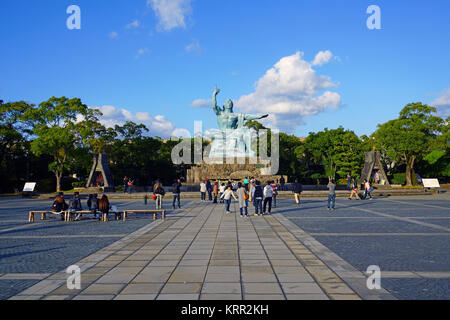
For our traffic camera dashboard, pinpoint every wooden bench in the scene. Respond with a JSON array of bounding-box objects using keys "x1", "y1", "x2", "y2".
[
  {"x1": 28, "y1": 210, "x2": 122, "y2": 223},
  {"x1": 122, "y1": 210, "x2": 166, "y2": 222},
  {"x1": 64, "y1": 210, "x2": 122, "y2": 222},
  {"x1": 28, "y1": 211, "x2": 55, "y2": 222}
]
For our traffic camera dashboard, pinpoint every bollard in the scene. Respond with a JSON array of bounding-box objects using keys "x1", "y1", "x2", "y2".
[{"x1": 144, "y1": 195, "x2": 148, "y2": 205}]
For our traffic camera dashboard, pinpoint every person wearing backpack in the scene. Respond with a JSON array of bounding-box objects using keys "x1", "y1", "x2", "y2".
[
  {"x1": 69, "y1": 192, "x2": 83, "y2": 221},
  {"x1": 364, "y1": 179, "x2": 374, "y2": 200},
  {"x1": 252, "y1": 180, "x2": 264, "y2": 216},
  {"x1": 154, "y1": 182, "x2": 165, "y2": 209},
  {"x1": 263, "y1": 181, "x2": 274, "y2": 215}
]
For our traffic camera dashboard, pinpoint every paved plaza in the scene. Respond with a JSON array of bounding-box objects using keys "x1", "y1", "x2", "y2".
[{"x1": 0, "y1": 193, "x2": 449, "y2": 300}]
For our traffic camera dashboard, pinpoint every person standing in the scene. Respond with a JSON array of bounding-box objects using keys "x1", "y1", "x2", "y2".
[
  {"x1": 346, "y1": 171, "x2": 352, "y2": 191},
  {"x1": 244, "y1": 178, "x2": 249, "y2": 192},
  {"x1": 206, "y1": 179, "x2": 213, "y2": 201},
  {"x1": 236, "y1": 182, "x2": 248, "y2": 217},
  {"x1": 364, "y1": 179, "x2": 373, "y2": 200},
  {"x1": 252, "y1": 180, "x2": 264, "y2": 216},
  {"x1": 69, "y1": 192, "x2": 83, "y2": 221},
  {"x1": 123, "y1": 176, "x2": 129, "y2": 193},
  {"x1": 292, "y1": 179, "x2": 303, "y2": 206},
  {"x1": 263, "y1": 181, "x2": 274, "y2": 215},
  {"x1": 219, "y1": 183, "x2": 226, "y2": 203},
  {"x1": 172, "y1": 179, "x2": 182, "y2": 209},
  {"x1": 98, "y1": 194, "x2": 110, "y2": 221},
  {"x1": 213, "y1": 181, "x2": 219, "y2": 203},
  {"x1": 200, "y1": 181, "x2": 207, "y2": 202},
  {"x1": 220, "y1": 185, "x2": 237, "y2": 213},
  {"x1": 348, "y1": 177, "x2": 360, "y2": 200},
  {"x1": 270, "y1": 181, "x2": 278, "y2": 208},
  {"x1": 127, "y1": 179, "x2": 134, "y2": 194},
  {"x1": 327, "y1": 179, "x2": 336, "y2": 211},
  {"x1": 154, "y1": 182, "x2": 165, "y2": 209},
  {"x1": 280, "y1": 176, "x2": 285, "y2": 191}
]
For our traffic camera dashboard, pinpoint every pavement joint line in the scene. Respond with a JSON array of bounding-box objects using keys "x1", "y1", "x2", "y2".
[
  {"x1": 116, "y1": 204, "x2": 201, "y2": 298},
  {"x1": 199, "y1": 199, "x2": 233, "y2": 299},
  {"x1": 345, "y1": 205, "x2": 450, "y2": 233},
  {"x1": 0, "y1": 235, "x2": 128, "y2": 239},
  {"x1": 11, "y1": 211, "x2": 175, "y2": 299},
  {"x1": 247, "y1": 207, "x2": 292, "y2": 300},
  {"x1": 308, "y1": 233, "x2": 450, "y2": 236},
  {"x1": 272, "y1": 213, "x2": 396, "y2": 300},
  {"x1": 383, "y1": 199, "x2": 450, "y2": 210},
  {"x1": 153, "y1": 203, "x2": 215, "y2": 300},
  {"x1": 260, "y1": 215, "x2": 335, "y2": 300}
]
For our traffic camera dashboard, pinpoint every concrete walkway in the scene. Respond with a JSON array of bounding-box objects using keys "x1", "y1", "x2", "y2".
[{"x1": 10, "y1": 201, "x2": 395, "y2": 300}]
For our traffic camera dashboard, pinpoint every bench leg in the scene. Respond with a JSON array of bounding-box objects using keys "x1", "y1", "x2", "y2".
[
  {"x1": 163, "y1": 211, "x2": 166, "y2": 220},
  {"x1": 28, "y1": 212, "x2": 34, "y2": 223},
  {"x1": 123, "y1": 212, "x2": 127, "y2": 222},
  {"x1": 154, "y1": 213, "x2": 157, "y2": 220}
]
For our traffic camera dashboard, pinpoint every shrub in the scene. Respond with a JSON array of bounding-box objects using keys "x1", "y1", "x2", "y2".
[{"x1": 392, "y1": 173, "x2": 406, "y2": 185}]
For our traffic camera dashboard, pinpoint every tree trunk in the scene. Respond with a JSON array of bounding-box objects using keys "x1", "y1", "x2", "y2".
[
  {"x1": 55, "y1": 172, "x2": 62, "y2": 192},
  {"x1": 405, "y1": 156, "x2": 415, "y2": 186}
]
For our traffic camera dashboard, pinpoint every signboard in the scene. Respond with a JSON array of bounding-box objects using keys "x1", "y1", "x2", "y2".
[
  {"x1": 422, "y1": 179, "x2": 440, "y2": 188},
  {"x1": 23, "y1": 182, "x2": 36, "y2": 192}
]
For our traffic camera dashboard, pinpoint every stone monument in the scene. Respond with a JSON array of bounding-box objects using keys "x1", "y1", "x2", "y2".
[
  {"x1": 86, "y1": 153, "x2": 115, "y2": 192},
  {"x1": 186, "y1": 87, "x2": 286, "y2": 184}
]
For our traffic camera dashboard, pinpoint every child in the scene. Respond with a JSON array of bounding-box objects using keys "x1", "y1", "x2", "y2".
[
  {"x1": 220, "y1": 186, "x2": 237, "y2": 213},
  {"x1": 364, "y1": 179, "x2": 373, "y2": 200}
]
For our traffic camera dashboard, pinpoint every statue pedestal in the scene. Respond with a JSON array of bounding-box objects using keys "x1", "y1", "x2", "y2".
[{"x1": 186, "y1": 157, "x2": 286, "y2": 184}]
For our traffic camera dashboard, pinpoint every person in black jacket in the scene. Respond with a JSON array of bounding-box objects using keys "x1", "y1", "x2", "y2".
[
  {"x1": 154, "y1": 182, "x2": 165, "y2": 209},
  {"x1": 172, "y1": 179, "x2": 182, "y2": 209},
  {"x1": 292, "y1": 179, "x2": 303, "y2": 205},
  {"x1": 52, "y1": 193, "x2": 68, "y2": 221},
  {"x1": 69, "y1": 192, "x2": 83, "y2": 221}
]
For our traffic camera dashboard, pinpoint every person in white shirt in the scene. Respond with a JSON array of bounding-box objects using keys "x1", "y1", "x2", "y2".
[
  {"x1": 200, "y1": 181, "x2": 207, "y2": 201},
  {"x1": 263, "y1": 181, "x2": 274, "y2": 215},
  {"x1": 364, "y1": 179, "x2": 373, "y2": 200},
  {"x1": 219, "y1": 183, "x2": 226, "y2": 204},
  {"x1": 220, "y1": 186, "x2": 237, "y2": 213}
]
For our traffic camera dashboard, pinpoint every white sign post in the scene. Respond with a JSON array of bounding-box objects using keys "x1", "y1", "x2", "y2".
[
  {"x1": 422, "y1": 179, "x2": 440, "y2": 193},
  {"x1": 23, "y1": 182, "x2": 36, "y2": 193}
]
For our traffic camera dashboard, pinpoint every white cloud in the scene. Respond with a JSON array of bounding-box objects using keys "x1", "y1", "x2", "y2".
[
  {"x1": 135, "y1": 48, "x2": 149, "y2": 59},
  {"x1": 147, "y1": 0, "x2": 192, "y2": 31},
  {"x1": 185, "y1": 40, "x2": 201, "y2": 53},
  {"x1": 312, "y1": 50, "x2": 333, "y2": 66},
  {"x1": 235, "y1": 51, "x2": 341, "y2": 133},
  {"x1": 430, "y1": 88, "x2": 450, "y2": 118},
  {"x1": 95, "y1": 105, "x2": 186, "y2": 138},
  {"x1": 190, "y1": 99, "x2": 210, "y2": 108},
  {"x1": 109, "y1": 31, "x2": 118, "y2": 39},
  {"x1": 125, "y1": 20, "x2": 140, "y2": 29}
]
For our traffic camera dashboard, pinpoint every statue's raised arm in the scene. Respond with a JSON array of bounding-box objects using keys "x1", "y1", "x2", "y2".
[
  {"x1": 244, "y1": 113, "x2": 269, "y2": 121},
  {"x1": 212, "y1": 86, "x2": 222, "y2": 116}
]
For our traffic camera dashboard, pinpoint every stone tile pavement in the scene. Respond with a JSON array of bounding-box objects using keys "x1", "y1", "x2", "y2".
[{"x1": 8, "y1": 200, "x2": 399, "y2": 300}]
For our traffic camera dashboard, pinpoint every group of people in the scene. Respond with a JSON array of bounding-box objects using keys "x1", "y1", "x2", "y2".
[
  {"x1": 199, "y1": 178, "x2": 279, "y2": 217},
  {"x1": 51, "y1": 192, "x2": 111, "y2": 221},
  {"x1": 347, "y1": 172, "x2": 374, "y2": 201}
]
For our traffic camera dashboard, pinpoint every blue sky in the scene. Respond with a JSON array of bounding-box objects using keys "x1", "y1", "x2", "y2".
[{"x1": 1, "y1": 0, "x2": 449, "y2": 137}]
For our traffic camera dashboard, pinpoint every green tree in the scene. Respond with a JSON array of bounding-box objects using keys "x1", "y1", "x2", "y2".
[
  {"x1": 302, "y1": 127, "x2": 364, "y2": 180},
  {"x1": 23, "y1": 97, "x2": 102, "y2": 192},
  {"x1": 373, "y1": 102, "x2": 444, "y2": 186}
]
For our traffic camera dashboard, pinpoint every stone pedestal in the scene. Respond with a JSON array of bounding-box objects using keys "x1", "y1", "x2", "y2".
[{"x1": 186, "y1": 157, "x2": 286, "y2": 184}]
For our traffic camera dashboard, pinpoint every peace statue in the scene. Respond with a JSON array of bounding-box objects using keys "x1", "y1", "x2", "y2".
[{"x1": 207, "y1": 86, "x2": 269, "y2": 158}]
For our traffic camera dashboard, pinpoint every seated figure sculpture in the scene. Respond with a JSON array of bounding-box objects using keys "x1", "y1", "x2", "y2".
[{"x1": 207, "y1": 86, "x2": 268, "y2": 159}]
